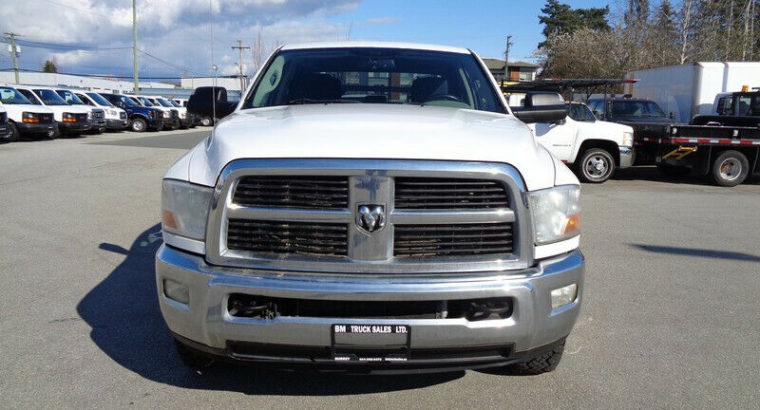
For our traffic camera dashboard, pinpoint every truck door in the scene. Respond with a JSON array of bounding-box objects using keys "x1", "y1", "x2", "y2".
[{"x1": 531, "y1": 115, "x2": 576, "y2": 162}]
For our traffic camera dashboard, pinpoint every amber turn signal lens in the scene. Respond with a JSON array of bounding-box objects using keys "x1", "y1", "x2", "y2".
[
  {"x1": 162, "y1": 209, "x2": 179, "y2": 230},
  {"x1": 564, "y1": 214, "x2": 580, "y2": 235}
]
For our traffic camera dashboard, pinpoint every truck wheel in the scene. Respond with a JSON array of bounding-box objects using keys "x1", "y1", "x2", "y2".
[
  {"x1": 505, "y1": 338, "x2": 566, "y2": 375},
  {"x1": 577, "y1": 148, "x2": 615, "y2": 183},
  {"x1": 711, "y1": 150, "x2": 749, "y2": 187},
  {"x1": 174, "y1": 339, "x2": 214, "y2": 369},
  {"x1": 200, "y1": 116, "x2": 212, "y2": 127},
  {"x1": 130, "y1": 117, "x2": 147, "y2": 132},
  {"x1": 8, "y1": 122, "x2": 21, "y2": 142},
  {"x1": 47, "y1": 128, "x2": 59, "y2": 140}
]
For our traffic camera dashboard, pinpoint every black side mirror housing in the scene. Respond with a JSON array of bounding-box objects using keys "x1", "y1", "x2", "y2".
[
  {"x1": 187, "y1": 86, "x2": 236, "y2": 119},
  {"x1": 512, "y1": 92, "x2": 569, "y2": 124}
]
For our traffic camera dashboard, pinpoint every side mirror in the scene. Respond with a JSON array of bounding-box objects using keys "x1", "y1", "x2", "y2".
[
  {"x1": 512, "y1": 92, "x2": 569, "y2": 124},
  {"x1": 187, "y1": 86, "x2": 236, "y2": 119}
]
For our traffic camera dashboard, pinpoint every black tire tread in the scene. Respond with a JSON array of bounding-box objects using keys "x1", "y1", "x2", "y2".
[
  {"x1": 710, "y1": 150, "x2": 749, "y2": 187},
  {"x1": 506, "y1": 338, "x2": 565, "y2": 375}
]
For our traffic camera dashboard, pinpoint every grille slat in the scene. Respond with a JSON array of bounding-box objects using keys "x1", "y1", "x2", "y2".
[
  {"x1": 395, "y1": 178, "x2": 509, "y2": 210},
  {"x1": 227, "y1": 219, "x2": 347, "y2": 257},
  {"x1": 394, "y1": 223, "x2": 513, "y2": 257},
  {"x1": 234, "y1": 176, "x2": 349, "y2": 209}
]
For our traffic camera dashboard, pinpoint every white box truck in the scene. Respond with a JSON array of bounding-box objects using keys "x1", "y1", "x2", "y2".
[{"x1": 626, "y1": 62, "x2": 760, "y2": 123}]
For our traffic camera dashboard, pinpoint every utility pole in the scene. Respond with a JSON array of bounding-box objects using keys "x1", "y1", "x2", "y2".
[
  {"x1": 504, "y1": 35, "x2": 513, "y2": 87},
  {"x1": 231, "y1": 40, "x2": 250, "y2": 92},
  {"x1": 3, "y1": 32, "x2": 21, "y2": 84},
  {"x1": 132, "y1": 0, "x2": 138, "y2": 93}
]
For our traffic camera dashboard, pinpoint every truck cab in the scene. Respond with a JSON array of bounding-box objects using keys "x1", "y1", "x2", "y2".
[
  {"x1": 74, "y1": 91, "x2": 129, "y2": 131},
  {"x1": 100, "y1": 93, "x2": 164, "y2": 132},
  {"x1": 15, "y1": 85, "x2": 92, "y2": 136},
  {"x1": 521, "y1": 99, "x2": 634, "y2": 183},
  {"x1": 696, "y1": 89, "x2": 760, "y2": 127}
]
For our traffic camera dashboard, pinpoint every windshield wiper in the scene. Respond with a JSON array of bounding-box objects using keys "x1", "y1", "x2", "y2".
[{"x1": 286, "y1": 98, "x2": 359, "y2": 105}]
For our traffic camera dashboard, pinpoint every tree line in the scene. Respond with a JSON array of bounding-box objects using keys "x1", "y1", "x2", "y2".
[{"x1": 538, "y1": 0, "x2": 759, "y2": 78}]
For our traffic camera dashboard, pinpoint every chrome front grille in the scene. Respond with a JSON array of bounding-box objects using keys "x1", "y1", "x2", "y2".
[
  {"x1": 227, "y1": 219, "x2": 348, "y2": 256},
  {"x1": 394, "y1": 223, "x2": 513, "y2": 257},
  {"x1": 233, "y1": 176, "x2": 349, "y2": 209},
  {"x1": 93, "y1": 110, "x2": 105, "y2": 119},
  {"x1": 208, "y1": 160, "x2": 531, "y2": 274},
  {"x1": 395, "y1": 178, "x2": 509, "y2": 209}
]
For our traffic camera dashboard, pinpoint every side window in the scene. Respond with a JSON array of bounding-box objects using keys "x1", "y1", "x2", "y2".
[
  {"x1": 252, "y1": 55, "x2": 285, "y2": 107},
  {"x1": 77, "y1": 94, "x2": 93, "y2": 105},
  {"x1": 18, "y1": 89, "x2": 40, "y2": 104},
  {"x1": 737, "y1": 95, "x2": 752, "y2": 116}
]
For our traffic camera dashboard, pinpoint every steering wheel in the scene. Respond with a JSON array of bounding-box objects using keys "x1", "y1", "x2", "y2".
[{"x1": 426, "y1": 94, "x2": 461, "y2": 102}]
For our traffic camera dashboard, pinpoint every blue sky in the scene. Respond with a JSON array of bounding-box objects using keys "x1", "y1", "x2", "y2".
[
  {"x1": 330, "y1": 0, "x2": 610, "y2": 62},
  {"x1": 0, "y1": 0, "x2": 614, "y2": 78}
]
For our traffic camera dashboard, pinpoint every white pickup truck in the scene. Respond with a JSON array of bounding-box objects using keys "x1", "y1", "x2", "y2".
[
  {"x1": 517, "y1": 98, "x2": 634, "y2": 183},
  {"x1": 159, "y1": 42, "x2": 584, "y2": 375}
]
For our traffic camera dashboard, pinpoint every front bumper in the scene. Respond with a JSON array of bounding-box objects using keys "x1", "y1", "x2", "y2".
[
  {"x1": 163, "y1": 117, "x2": 180, "y2": 129},
  {"x1": 16, "y1": 121, "x2": 58, "y2": 136},
  {"x1": 156, "y1": 245, "x2": 584, "y2": 372},
  {"x1": 59, "y1": 120, "x2": 91, "y2": 133},
  {"x1": 619, "y1": 146, "x2": 635, "y2": 168},
  {"x1": 180, "y1": 116, "x2": 193, "y2": 127},
  {"x1": 106, "y1": 118, "x2": 129, "y2": 130},
  {"x1": 0, "y1": 124, "x2": 10, "y2": 140}
]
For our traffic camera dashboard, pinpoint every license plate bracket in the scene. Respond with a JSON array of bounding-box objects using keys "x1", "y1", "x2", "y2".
[{"x1": 331, "y1": 324, "x2": 411, "y2": 362}]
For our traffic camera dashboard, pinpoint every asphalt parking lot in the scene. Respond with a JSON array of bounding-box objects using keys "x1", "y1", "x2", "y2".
[{"x1": 1, "y1": 129, "x2": 759, "y2": 409}]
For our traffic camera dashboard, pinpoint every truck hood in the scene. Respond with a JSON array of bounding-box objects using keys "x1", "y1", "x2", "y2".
[{"x1": 182, "y1": 104, "x2": 564, "y2": 191}]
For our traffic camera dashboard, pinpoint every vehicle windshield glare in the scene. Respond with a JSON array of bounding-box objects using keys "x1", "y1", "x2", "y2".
[
  {"x1": 609, "y1": 100, "x2": 666, "y2": 118},
  {"x1": 169, "y1": 100, "x2": 181, "y2": 107},
  {"x1": 156, "y1": 97, "x2": 173, "y2": 107},
  {"x1": 568, "y1": 103, "x2": 596, "y2": 122},
  {"x1": 138, "y1": 97, "x2": 154, "y2": 106},
  {"x1": 0, "y1": 87, "x2": 32, "y2": 104},
  {"x1": 56, "y1": 90, "x2": 85, "y2": 105},
  {"x1": 86, "y1": 92, "x2": 114, "y2": 107},
  {"x1": 243, "y1": 48, "x2": 503, "y2": 113},
  {"x1": 33, "y1": 89, "x2": 69, "y2": 105},
  {"x1": 118, "y1": 96, "x2": 139, "y2": 107}
]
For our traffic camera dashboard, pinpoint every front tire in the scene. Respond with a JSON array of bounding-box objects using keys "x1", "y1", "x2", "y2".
[
  {"x1": 130, "y1": 117, "x2": 147, "y2": 132},
  {"x1": 576, "y1": 148, "x2": 615, "y2": 183},
  {"x1": 505, "y1": 338, "x2": 566, "y2": 375},
  {"x1": 711, "y1": 150, "x2": 749, "y2": 187},
  {"x1": 199, "y1": 116, "x2": 212, "y2": 127},
  {"x1": 8, "y1": 122, "x2": 21, "y2": 142}
]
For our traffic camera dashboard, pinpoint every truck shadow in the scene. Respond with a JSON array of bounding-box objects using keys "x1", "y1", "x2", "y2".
[
  {"x1": 77, "y1": 224, "x2": 462, "y2": 395},
  {"x1": 630, "y1": 244, "x2": 760, "y2": 263}
]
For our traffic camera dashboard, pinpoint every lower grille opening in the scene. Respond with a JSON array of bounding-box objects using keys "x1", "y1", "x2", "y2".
[{"x1": 227, "y1": 294, "x2": 513, "y2": 321}]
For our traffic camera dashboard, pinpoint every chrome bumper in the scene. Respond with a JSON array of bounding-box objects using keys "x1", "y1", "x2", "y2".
[
  {"x1": 619, "y1": 146, "x2": 635, "y2": 168},
  {"x1": 157, "y1": 245, "x2": 583, "y2": 360}
]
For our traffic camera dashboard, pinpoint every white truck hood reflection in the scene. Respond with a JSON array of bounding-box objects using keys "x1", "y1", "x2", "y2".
[{"x1": 185, "y1": 104, "x2": 558, "y2": 191}]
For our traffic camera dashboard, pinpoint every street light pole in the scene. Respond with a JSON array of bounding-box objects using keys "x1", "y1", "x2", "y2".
[{"x1": 132, "y1": 0, "x2": 139, "y2": 93}]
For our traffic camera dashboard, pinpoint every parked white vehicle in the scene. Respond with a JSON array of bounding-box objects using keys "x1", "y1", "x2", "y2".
[
  {"x1": 144, "y1": 95, "x2": 192, "y2": 128},
  {"x1": 15, "y1": 85, "x2": 92, "y2": 136},
  {"x1": 528, "y1": 101, "x2": 634, "y2": 183},
  {"x1": 135, "y1": 95, "x2": 179, "y2": 130},
  {"x1": 53, "y1": 88, "x2": 107, "y2": 133},
  {"x1": 73, "y1": 91, "x2": 129, "y2": 131},
  {"x1": 0, "y1": 84, "x2": 58, "y2": 140}
]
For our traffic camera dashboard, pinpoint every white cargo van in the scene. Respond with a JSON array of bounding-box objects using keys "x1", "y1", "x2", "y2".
[{"x1": 0, "y1": 84, "x2": 58, "y2": 140}]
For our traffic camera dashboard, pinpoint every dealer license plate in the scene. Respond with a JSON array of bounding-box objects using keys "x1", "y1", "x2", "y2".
[{"x1": 331, "y1": 324, "x2": 411, "y2": 362}]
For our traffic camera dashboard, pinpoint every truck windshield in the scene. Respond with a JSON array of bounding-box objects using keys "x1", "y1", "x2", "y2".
[
  {"x1": 244, "y1": 47, "x2": 503, "y2": 113},
  {"x1": 86, "y1": 92, "x2": 114, "y2": 107},
  {"x1": 56, "y1": 90, "x2": 85, "y2": 105},
  {"x1": 156, "y1": 97, "x2": 173, "y2": 107},
  {"x1": 33, "y1": 89, "x2": 69, "y2": 105},
  {"x1": 138, "y1": 97, "x2": 154, "y2": 106},
  {"x1": 0, "y1": 87, "x2": 32, "y2": 104},
  {"x1": 609, "y1": 100, "x2": 666, "y2": 118}
]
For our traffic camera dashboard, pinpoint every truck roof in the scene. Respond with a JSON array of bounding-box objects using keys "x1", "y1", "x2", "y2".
[{"x1": 280, "y1": 41, "x2": 471, "y2": 55}]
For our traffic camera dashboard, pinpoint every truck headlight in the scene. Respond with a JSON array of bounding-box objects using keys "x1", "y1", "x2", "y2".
[
  {"x1": 108, "y1": 109, "x2": 118, "y2": 116},
  {"x1": 622, "y1": 131, "x2": 633, "y2": 147},
  {"x1": 161, "y1": 179, "x2": 213, "y2": 241},
  {"x1": 529, "y1": 185, "x2": 580, "y2": 245},
  {"x1": 162, "y1": 110, "x2": 171, "y2": 118},
  {"x1": 22, "y1": 112, "x2": 39, "y2": 123},
  {"x1": 62, "y1": 112, "x2": 76, "y2": 123}
]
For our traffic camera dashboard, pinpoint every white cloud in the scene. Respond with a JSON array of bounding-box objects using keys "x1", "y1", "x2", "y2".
[
  {"x1": 0, "y1": 0, "x2": 360, "y2": 76},
  {"x1": 365, "y1": 17, "x2": 398, "y2": 25}
]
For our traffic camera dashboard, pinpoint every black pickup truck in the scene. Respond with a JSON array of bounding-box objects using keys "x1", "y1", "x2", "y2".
[
  {"x1": 587, "y1": 97, "x2": 673, "y2": 164},
  {"x1": 643, "y1": 90, "x2": 760, "y2": 187}
]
